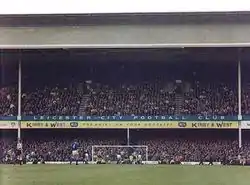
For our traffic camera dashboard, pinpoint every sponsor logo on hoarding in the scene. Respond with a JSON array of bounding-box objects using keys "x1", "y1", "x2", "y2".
[
  {"x1": 70, "y1": 122, "x2": 79, "y2": 128},
  {"x1": 178, "y1": 122, "x2": 187, "y2": 128}
]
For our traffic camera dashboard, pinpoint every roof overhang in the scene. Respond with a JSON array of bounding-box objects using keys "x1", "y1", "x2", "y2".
[
  {"x1": 1, "y1": 12, "x2": 250, "y2": 26},
  {"x1": 1, "y1": 12, "x2": 250, "y2": 49}
]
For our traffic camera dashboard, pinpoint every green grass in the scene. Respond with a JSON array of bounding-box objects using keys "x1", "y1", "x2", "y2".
[{"x1": 1, "y1": 164, "x2": 250, "y2": 185}]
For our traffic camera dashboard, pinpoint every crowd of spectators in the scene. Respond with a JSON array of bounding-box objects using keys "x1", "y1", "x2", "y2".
[
  {"x1": 181, "y1": 83, "x2": 237, "y2": 115},
  {"x1": 0, "y1": 61, "x2": 249, "y2": 116},
  {"x1": 21, "y1": 86, "x2": 83, "y2": 116},
  {"x1": 0, "y1": 85, "x2": 83, "y2": 116},
  {"x1": 1, "y1": 130, "x2": 250, "y2": 163},
  {"x1": 0, "y1": 81, "x2": 244, "y2": 116},
  {"x1": 0, "y1": 87, "x2": 17, "y2": 116},
  {"x1": 85, "y1": 82, "x2": 175, "y2": 116}
]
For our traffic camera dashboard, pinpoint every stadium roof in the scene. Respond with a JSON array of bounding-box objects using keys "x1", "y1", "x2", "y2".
[
  {"x1": 1, "y1": 47, "x2": 249, "y2": 63},
  {"x1": 1, "y1": 12, "x2": 250, "y2": 26}
]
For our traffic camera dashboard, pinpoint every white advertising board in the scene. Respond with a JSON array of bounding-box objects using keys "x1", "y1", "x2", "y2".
[
  {"x1": 241, "y1": 121, "x2": 250, "y2": 129},
  {"x1": 0, "y1": 121, "x2": 18, "y2": 129}
]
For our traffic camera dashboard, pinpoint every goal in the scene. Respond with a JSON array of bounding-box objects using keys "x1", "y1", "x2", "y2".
[{"x1": 91, "y1": 145, "x2": 149, "y2": 162}]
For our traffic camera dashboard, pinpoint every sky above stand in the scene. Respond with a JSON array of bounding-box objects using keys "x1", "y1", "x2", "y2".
[{"x1": 0, "y1": 0, "x2": 249, "y2": 15}]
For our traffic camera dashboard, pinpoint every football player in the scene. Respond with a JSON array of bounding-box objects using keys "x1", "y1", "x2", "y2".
[
  {"x1": 70, "y1": 140, "x2": 79, "y2": 165},
  {"x1": 16, "y1": 139, "x2": 23, "y2": 165}
]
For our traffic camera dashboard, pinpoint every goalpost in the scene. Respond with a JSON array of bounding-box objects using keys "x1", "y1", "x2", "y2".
[{"x1": 91, "y1": 145, "x2": 149, "y2": 162}]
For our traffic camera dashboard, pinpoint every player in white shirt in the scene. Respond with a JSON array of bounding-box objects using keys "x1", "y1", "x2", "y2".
[
  {"x1": 129, "y1": 155, "x2": 134, "y2": 164},
  {"x1": 6, "y1": 149, "x2": 13, "y2": 164},
  {"x1": 117, "y1": 154, "x2": 122, "y2": 164},
  {"x1": 16, "y1": 139, "x2": 23, "y2": 165},
  {"x1": 137, "y1": 154, "x2": 142, "y2": 165},
  {"x1": 84, "y1": 151, "x2": 89, "y2": 164}
]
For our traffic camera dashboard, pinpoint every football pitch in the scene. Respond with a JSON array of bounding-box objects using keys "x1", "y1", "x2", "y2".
[{"x1": 1, "y1": 165, "x2": 250, "y2": 185}]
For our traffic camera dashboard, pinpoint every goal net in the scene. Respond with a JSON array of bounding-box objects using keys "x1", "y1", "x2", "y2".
[{"x1": 91, "y1": 145, "x2": 148, "y2": 163}]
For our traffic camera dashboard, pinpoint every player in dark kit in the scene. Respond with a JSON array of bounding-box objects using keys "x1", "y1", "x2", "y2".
[
  {"x1": 208, "y1": 155, "x2": 214, "y2": 165},
  {"x1": 222, "y1": 154, "x2": 228, "y2": 165},
  {"x1": 70, "y1": 140, "x2": 79, "y2": 165},
  {"x1": 199, "y1": 153, "x2": 204, "y2": 165}
]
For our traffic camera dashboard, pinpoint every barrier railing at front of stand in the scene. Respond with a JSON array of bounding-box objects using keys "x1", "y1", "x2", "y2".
[
  {"x1": 25, "y1": 161, "x2": 221, "y2": 165},
  {"x1": 0, "y1": 115, "x2": 243, "y2": 129}
]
